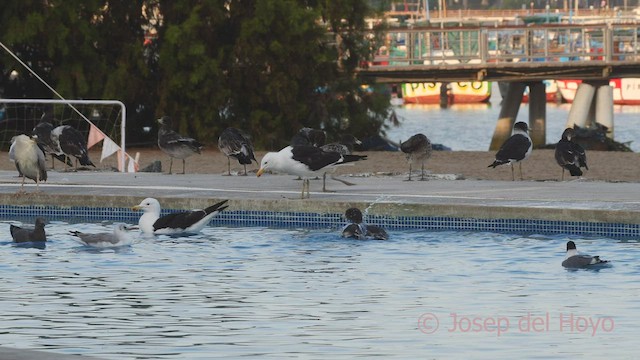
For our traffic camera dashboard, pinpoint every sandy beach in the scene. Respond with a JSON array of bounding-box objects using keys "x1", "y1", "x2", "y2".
[{"x1": 5, "y1": 147, "x2": 638, "y2": 183}]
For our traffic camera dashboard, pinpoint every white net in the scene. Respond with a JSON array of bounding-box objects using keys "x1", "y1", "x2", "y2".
[{"x1": 0, "y1": 99, "x2": 130, "y2": 171}]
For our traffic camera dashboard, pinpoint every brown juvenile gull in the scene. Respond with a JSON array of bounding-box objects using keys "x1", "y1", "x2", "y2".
[
  {"x1": 218, "y1": 127, "x2": 257, "y2": 176},
  {"x1": 157, "y1": 116, "x2": 203, "y2": 174},
  {"x1": 341, "y1": 207, "x2": 388, "y2": 240},
  {"x1": 10, "y1": 218, "x2": 47, "y2": 243},
  {"x1": 320, "y1": 134, "x2": 362, "y2": 191},
  {"x1": 400, "y1": 133, "x2": 433, "y2": 181}
]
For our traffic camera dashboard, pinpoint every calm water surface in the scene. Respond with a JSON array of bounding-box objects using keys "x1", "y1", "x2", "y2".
[
  {"x1": 1, "y1": 221, "x2": 639, "y2": 359},
  {"x1": 387, "y1": 84, "x2": 640, "y2": 151}
]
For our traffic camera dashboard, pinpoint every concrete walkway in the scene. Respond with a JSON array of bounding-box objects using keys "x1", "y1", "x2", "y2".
[{"x1": 1, "y1": 170, "x2": 639, "y2": 224}]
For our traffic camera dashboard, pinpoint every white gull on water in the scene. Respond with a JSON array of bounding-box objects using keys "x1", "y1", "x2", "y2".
[{"x1": 133, "y1": 198, "x2": 229, "y2": 236}]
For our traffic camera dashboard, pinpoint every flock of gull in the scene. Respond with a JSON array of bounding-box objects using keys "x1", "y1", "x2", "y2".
[{"x1": 6, "y1": 115, "x2": 606, "y2": 267}]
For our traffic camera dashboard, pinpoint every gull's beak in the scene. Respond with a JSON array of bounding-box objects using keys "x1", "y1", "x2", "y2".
[
  {"x1": 256, "y1": 168, "x2": 264, "y2": 177},
  {"x1": 132, "y1": 205, "x2": 142, "y2": 211}
]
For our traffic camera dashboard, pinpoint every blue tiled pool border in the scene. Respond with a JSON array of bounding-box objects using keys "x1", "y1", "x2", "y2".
[{"x1": 2, "y1": 204, "x2": 640, "y2": 240}]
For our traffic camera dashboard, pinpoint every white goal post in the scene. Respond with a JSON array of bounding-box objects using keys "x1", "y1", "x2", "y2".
[{"x1": 0, "y1": 99, "x2": 130, "y2": 172}]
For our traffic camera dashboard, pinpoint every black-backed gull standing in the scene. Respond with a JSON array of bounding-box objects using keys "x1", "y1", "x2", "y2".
[
  {"x1": 400, "y1": 133, "x2": 433, "y2": 181},
  {"x1": 133, "y1": 198, "x2": 229, "y2": 236},
  {"x1": 555, "y1": 128, "x2": 588, "y2": 180},
  {"x1": 342, "y1": 207, "x2": 388, "y2": 240},
  {"x1": 10, "y1": 217, "x2": 47, "y2": 243},
  {"x1": 157, "y1": 116, "x2": 203, "y2": 174},
  {"x1": 488, "y1": 121, "x2": 532, "y2": 181},
  {"x1": 218, "y1": 127, "x2": 257, "y2": 176},
  {"x1": 12, "y1": 134, "x2": 47, "y2": 193},
  {"x1": 70, "y1": 224, "x2": 134, "y2": 248},
  {"x1": 562, "y1": 241, "x2": 609, "y2": 268},
  {"x1": 257, "y1": 145, "x2": 367, "y2": 199},
  {"x1": 51, "y1": 125, "x2": 95, "y2": 170}
]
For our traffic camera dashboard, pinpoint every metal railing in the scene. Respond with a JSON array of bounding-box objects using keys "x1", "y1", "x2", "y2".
[{"x1": 368, "y1": 23, "x2": 640, "y2": 67}]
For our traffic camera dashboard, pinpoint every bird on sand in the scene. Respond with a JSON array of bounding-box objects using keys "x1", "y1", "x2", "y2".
[
  {"x1": 12, "y1": 134, "x2": 47, "y2": 193},
  {"x1": 32, "y1": 115, "x2": 73, "y2": 169},
  {"x1": 555, "y1": 128, "x2": 588, "y2": 180},
  {"x1": 290, "y1": 127, "x2": 326, "y2": 147},
  {"x1": 341, "y1": 207, "x2": 388, "y2": 240},
  {"x1": 10, "y1": 218, "x2": 47, "y2": 243},
  {"x1": 157, "y1": 116, "x2": 203, "y2": 174},
  {"x1": 488, "y1": 121, "x2": 532, "y2": 181},
  {"x1": 320, "y1": 134, "x2": 362, "y2": 191},
  {"x1": 218, "y1": 127, "x2": 257, "y2": 176},
  {"x1": 400, "y1": 133, "x2": 433, "y2": 181},
  {"x1": 132, "y1": 198, "x2": 229, "y2": 236},
  {"x1": 70, "y1": 224, "x2": 134, "y2": 248},
  {"x1": 562, "y1": 241, "x2": 610, "y2": 268},
  {"x1": 51, "y1": 125, "x2": 95, "y2": 170},
  {"x1": 257, "y1": 145, "x2": 367, "y2": 199}
]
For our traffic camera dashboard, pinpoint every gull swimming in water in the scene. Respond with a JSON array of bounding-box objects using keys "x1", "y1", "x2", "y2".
[
  {"x1": 10, "y1": 217, "x2": 47, "y2": 243},
  {"x1": 70, "y1": 223, "x2": 134, "y2": 248},
  {"x1": 562, "y1": 241, "x2": 610, "y2": 268},
  {"x1": 132, "y1": 198, "x2": 229, "y2": 236},
  {"x1": 341, "y1": 207, "x2": 388, "y2": 240}
]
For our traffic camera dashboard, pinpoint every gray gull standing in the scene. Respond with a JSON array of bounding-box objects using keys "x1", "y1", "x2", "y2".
[
  {"x1": 217, "y1": 127, "x2": 257, "y2": 176},
  {"x1": 10, "y1": 218, "x2": 47, "y2": 243},
  {"x1": 70, "y1": 224, "x2": 134, "y2": 248},
  {"x1": 257, "y1": 145, "x2": 367, "y2": 199},
  {"x1": 400, "y1": 133, "x2": 433, "y2": 181},
  {"x1": 12, "y1": 134, "x2": 47, "y2": 193},
  {"x1": 555, "y1": 128, "x2": 588, "y2": 180},
  {"x1": 132, "y1": 198, "x2": 229, "y2": 236},
  {"x1": 157, "y1": 116, "x2": 203, "y2": 174},
  {"x1": 488, "y1": 121, "x2": 532, "y2": 181},
  {"x1": 562, "y1": 241, "x2": 609, "y2": 268}
]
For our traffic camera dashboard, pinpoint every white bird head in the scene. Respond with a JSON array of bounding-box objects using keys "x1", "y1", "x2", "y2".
[
  {"x1": 132, "y1": 198, "x2": 161, "y2": 215},
  {"x1": 257, "y1": 152, "x2": 276, "y2": 177}
]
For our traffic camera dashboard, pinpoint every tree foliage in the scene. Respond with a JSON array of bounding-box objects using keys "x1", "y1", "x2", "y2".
[{"x1": 0, "y1": 0, "x2": 392, "y2": 149}]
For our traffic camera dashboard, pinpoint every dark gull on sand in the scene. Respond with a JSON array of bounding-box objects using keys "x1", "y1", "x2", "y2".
[
  {"x1": 290, "y1": 127, "x2": 326, "y2": 147},
  {"x1": 488, "y1": 121, "x2": 532, "y2": 181},
  {"x1": 133, "y1": 198, "x2": 229, "y2": 236},
  {"x1": 555, "y1": 128, "x2": 588, "y2": 180},
  {"x1": 257, "y1": 145, "x2": 367, "y2": 199},
  {"x1": 218, "y1": 127, "x2": 257, "y2": 175},
  {"x1": 157, "y1": 116, "x2": 203, "y2": 174}
]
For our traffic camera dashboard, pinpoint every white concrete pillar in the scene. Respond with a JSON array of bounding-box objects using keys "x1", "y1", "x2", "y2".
[
  {"x1": 566, "y1": 82, "x2": 596, "y2": 129},
  {"x1": 596, "y1": 85, "x2": 614, "y2": 139}
]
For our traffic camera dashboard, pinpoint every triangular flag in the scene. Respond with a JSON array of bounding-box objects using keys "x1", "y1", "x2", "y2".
[
  {"x1": 87, "y1": 124, "x2": 106, "y2": 149},
  {"x1": 127, "y1": 152, "x2": 140, "y2": 173},
  {"x1": 101, "y1": 137, "x2": 120, "y2": 162}
]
